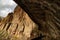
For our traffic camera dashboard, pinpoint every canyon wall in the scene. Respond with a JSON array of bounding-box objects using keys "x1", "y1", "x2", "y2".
[
  {"x1": 0, "y1": 6, "x2": 39, "y2": 40},
  {"x1": 0, "y1": 5, "x2": 60, "y2": 40}
]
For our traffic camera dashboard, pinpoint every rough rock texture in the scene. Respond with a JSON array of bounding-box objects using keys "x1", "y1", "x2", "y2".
[
  {"x1": 14, "y1": 0, "x2": 60, "y2": 40},
  {"x1": 0, "y1": 6, "x2": 38, "y2": 40},
  {"x1": 0, "y1": 2, "x2": 60, "y2": 40}
]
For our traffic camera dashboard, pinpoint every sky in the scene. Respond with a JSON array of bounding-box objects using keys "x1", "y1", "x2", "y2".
[{"x1": 0, "y1": 0, "x2": 17, "y2": 17}]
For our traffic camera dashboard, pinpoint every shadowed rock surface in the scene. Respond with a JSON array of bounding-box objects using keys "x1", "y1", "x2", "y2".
[
  {"x1": 0, "y1": 0, "x2": 60, "y2": 39},
  {"x1": 13, "y1": 0, "x2": 60, "y2": 40}
]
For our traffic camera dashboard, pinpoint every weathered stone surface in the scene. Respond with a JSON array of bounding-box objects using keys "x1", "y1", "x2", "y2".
[
  {"x1": 0, "y1": 0, "x2": 60, "y2": 39},
  {"x1": 0, "y1": 6, "x2": 38, "y2": 40},
  {"x1": 14, "y1": 0, "x2": 60, "y2": 40}
]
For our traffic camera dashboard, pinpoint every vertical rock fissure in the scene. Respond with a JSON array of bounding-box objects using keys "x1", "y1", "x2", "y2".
[
  {"x1": 6, "y1": 23, "x2": 11, "y2": 31},
  {"x1": 14, "y1": 24, "x2": 18, "y2": 34},
  {"x1": 2, "y1": 23, "x2": 7, "y2": 30}
]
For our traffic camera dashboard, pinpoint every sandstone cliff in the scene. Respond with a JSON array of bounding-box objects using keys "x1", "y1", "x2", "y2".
[
  {"x1": 0, "y1": 5, "x2": 60, "y2": 40},
  {"x1": 0, "y1": 6, "x2": 39, "y2": 40},
  {"x1": 14, "y1": 0, "x2": 60, "y2": 40}
]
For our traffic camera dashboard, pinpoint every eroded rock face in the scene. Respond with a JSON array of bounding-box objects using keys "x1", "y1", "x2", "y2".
[
  {"x1": 0, "y1": 5, "x2": 60, "y2": 40},
  {"x1": 14, "y1": 0, "x2": 60, "y2": 40},
  {"x1": 0, "y1": 6, "x2": 38, "y2": 40}
]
